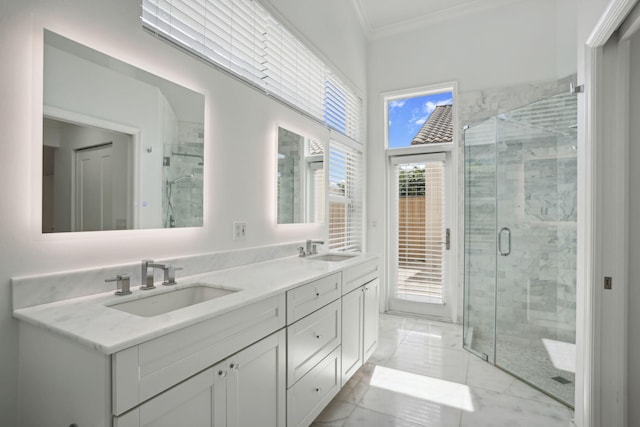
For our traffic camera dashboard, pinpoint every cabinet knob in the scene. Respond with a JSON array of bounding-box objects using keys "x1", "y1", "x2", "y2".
[
  {"x1": 218, "y1": 370, "x2": 227, "y2": 377},
  {"x1": 314, "y1": 387, "x2": 321, "y2": 393},
  {"x1": 315, "y1": 290, "x2": 320, "y2": 297},
  {"x1": 230, "y1": 363, "x2": 240, "y2": 370},
  {"x1": 315, "y1": 334, "x2": 322, "y2": 339}
]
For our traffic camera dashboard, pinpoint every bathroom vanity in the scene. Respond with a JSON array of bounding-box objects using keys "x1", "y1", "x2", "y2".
[{"x1": 13, "y1": 251, "x2": 379, "y2": 427}]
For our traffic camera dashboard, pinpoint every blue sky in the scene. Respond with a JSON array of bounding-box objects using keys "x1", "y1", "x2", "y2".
[{"x1": 388, "y1": 91, "x2": 453, "y2": 148}]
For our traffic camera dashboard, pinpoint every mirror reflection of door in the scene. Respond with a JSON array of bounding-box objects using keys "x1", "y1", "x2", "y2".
[
  {"x1": 75, "y1": 144, "x2": 113, "y2": 232},
  {"x1": 42, "y1": 118, "x2": 133, "y2": 233}
]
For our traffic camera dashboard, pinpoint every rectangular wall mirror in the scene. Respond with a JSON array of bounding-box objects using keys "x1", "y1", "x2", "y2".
[
  {"x1": 42, "y1": 30, "x2": 205, "y2": 233},
  {"x1": 276, "y1": 127, "x2": 325, "y2": 224}
]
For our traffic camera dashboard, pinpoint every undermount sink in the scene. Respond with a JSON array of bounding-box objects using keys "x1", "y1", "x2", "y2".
[
  {"x1": 309, "y1": 253, "x2": 357, "y2": 262},
  {"x1": 107, "y1": 284, "x2": 238, "y2": 317}
]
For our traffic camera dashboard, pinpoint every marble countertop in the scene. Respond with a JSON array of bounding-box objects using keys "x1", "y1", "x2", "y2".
[{"x1": 13, "y1": 254, "x2": 377, "y2": 355}]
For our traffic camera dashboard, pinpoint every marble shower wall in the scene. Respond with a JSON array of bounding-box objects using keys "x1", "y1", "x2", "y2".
[
  {"x1": 461, "y1": 80, "x2": 577, "y2": 359},
  {"x1": 163, "y1": 121, "x2": 205, "y2": 228}
]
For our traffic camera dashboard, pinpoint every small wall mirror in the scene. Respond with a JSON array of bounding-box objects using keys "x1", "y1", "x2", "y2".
[
  {"x1": 42, "y1": 30, "x2": 205, "y2": 233},
  {"x1": 277, "y1": 127, "x2": 325, "y2": 224}
]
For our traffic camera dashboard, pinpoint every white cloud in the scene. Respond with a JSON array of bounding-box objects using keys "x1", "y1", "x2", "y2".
[
  {"x1": 423, "y1": 97, "x2": 453, "y2": 115},
  {"x1": 414, "y1": 117, "x2": 427, "y2": 126},
  {"x1": 389, "y1": 99, "x2": 406, "y2": 109},
  {"x1": 424, "y1": 101, "x2": 438, "y2": 115}
]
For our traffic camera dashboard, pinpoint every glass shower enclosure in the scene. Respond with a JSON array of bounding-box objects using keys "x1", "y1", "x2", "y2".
[{"x1": 463, "y1": 92, "x2": 577, "y2": 406}]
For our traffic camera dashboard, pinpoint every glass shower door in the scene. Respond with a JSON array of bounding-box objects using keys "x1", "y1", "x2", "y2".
[
  {"x1": 463, "y1": 117, "x2": 497, "y2": 362},
  {"x1": 494, "y1": 93, "x2": 577, "y2": 407}
]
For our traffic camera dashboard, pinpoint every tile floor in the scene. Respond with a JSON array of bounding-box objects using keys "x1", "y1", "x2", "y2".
[{"x1": 311, "y1": 314, "x2": 574, "y2": 427}]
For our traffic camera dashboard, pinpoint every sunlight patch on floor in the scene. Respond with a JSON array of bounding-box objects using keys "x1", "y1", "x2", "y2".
[{"x1": 370, "y1": 365, "x2": 474, "y2": 412}]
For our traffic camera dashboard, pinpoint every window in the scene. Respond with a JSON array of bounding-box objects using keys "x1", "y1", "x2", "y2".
[
  {"x1": 328, "y1": 138, "x2": 363, "y2": 252},
  {"x1": 141, "y1": 0, "x2": 362, "y2": 142},
  {"x1": 387, "y1": 90, "x2": 453, "y2": 149}
]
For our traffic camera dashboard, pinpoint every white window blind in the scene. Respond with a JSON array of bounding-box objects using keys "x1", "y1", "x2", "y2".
[
  {"x1": 328, "y1": 139, "x2": 363, "y2": 252},
  {"x1": 393, "y1": 158, "x2": 446, "y2": 304},
  {"x1": 141, "y1": 0, "x2": 362, "y2": 141}
]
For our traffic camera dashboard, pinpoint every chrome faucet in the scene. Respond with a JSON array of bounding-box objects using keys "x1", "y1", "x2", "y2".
[
  {"x1": 299, "y1": 239, "x2": 325, "y2": 257},
  {"x1": 141, "y1": 259, "x2": 182, "y2": 289}
]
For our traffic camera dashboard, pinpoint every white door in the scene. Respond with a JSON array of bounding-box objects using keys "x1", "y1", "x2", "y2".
[
  {"x1": 388, "y1": 153, "x2": 452, "y2": 319},
  {"x1": 226, "y1": 330, "x2": 286, "y2": 427},
  {"x1": 75, "y1": 143, "x2": 113, "y2": 231},
  {"x1": 114, "y1": 367, "x2": 225, "y2": 427},
  {"x1": 363, "y1": 278, "x2": 380, "y2": 360},
  {"x1": 341, "y1": 286, "x2": 364, "y2": 384}
]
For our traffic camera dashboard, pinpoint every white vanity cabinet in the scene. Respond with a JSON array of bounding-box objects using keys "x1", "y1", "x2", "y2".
[
  {"x1": 17, "y1": 294, "x2": 286, "y2": 427},
  {"x1": 115, "y1": 329, "x2": 286, "y2": 427},
  {"x1": 340, "y1": 260, "x2": 379, "y2": 385}
]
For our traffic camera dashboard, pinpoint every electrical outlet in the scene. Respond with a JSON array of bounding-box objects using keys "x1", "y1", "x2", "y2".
[{"x1": 233, "y1": 221, "x2": 247, "y2": 241}]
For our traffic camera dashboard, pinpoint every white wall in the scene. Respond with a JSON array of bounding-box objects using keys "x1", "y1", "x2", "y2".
[
  {"x1": 629, "y1": 27, "x2": 640, "y2": 427},
  {"x1": 0, "y1": 1, "x2": 365, "y2": 425},
  {"x1": 366, "y1": 0, "x2": 577, "y2": 322}
]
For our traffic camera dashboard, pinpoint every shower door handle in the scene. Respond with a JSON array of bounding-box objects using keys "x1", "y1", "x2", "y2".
[{"x1": 498, "y1": 227, "x2": 511, "y2": 256}]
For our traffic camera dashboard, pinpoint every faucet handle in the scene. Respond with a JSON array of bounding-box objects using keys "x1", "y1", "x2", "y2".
[
  {"x1": 162, "y1": 265, "x2": 183, "y2": 286},
  {"x1": 106, "y1": 274, "x2": 132, "y2": 296}
]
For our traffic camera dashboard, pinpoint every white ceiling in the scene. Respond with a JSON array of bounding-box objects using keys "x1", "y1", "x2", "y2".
[{"x1": 352, "y1": 0, "x2": 522, "y2": 38}]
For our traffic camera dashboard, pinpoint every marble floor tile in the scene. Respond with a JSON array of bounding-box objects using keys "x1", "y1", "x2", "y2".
[
  {"x1": 313, "y1": 399, "x2": 356, "y2": 424},
  {"x1": 465, "y1": 357, "x2": 517, "y2": 393},
  {"x1": 358, "y1": 373, "x2": 463, "y2": 426},
  {"x1": 342, "y1": 406, "x2": 425, "y2": 427},
  {"x1": 384, "y1": 340, "x2": 470, "y2": 384},
  {"x1": 459, "y1": 387, "x2": 573, "y2": 427},
  {"x1": 314, "y1": 313, "x2": 574, "y2": 427}
]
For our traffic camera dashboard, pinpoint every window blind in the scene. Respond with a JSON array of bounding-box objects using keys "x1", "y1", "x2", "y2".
[
  {"x1": 141, "y1": 0, "x2": 362, "y2": 141},
  {"x1": 328, "y1": 140, "x2": 363, "y2": 252},
  {"x1": 393, "y1": 159, "x2": 446, "y2": 304}
]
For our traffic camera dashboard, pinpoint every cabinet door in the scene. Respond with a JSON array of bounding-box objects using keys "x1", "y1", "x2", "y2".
[
  {"x1": 363, "y1": 278, "x2": 380, "y2": 361},
  {"x1": 341, "y1": 286, "x2": 364, "y2": 385},
  {"x1": 114, "y1": 367, "x2": 226, "y2": 427},
  {"x1": 226, "y1": 330, "x2": 286, "y2": 427}
]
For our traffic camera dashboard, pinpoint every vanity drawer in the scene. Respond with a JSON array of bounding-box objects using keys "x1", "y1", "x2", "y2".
[
  {"x1": 287, "y1": 299, "x2": 341, "y2": 387},
  {"x1": 286, "y1": 273, "x2": 341, "y2": 324},
  {"x1": 112, "y1": 293, "x2": 285, "y2": 415},
  {"x1": 342, "y1": 259, "x2": 378, "y2": 295},
  {"x1": 287, "y1": 347, "x2": 341, "y2": 427}
]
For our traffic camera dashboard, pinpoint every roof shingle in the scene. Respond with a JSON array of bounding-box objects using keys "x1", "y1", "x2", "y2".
[{"x1": 411, "y1": 104, "x2": 453, "y2": 145}]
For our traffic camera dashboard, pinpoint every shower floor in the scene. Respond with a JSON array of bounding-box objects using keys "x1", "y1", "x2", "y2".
[{"x1": 496, "y1": 336, "x2": 575, "y2": 406}]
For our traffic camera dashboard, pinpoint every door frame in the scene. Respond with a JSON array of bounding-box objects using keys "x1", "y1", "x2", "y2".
[
  {"x1": 580, "y1": 1, "x2": 638, "y2": 426},
  {"x1": 381, "y1": 82, "x2": 459, "y2": 323},
  {"x1": 386, "y1": 151, "x2": 456, "y2": 321},
  {"x1": 43, "y1": 105, "x2": 140, "y2": 229}
]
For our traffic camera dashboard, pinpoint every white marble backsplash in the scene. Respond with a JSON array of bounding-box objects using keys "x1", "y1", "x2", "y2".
[{"x1": 12, "y1": 241, "x2": 303, "y2": 310}]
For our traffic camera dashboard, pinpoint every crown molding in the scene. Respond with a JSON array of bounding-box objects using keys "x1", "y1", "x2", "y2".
[{"x1": 356, "y1": 0, "x2": 525, "y2": 40}]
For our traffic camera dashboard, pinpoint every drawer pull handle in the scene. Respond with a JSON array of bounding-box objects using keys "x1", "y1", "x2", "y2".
[
  {"x1": 314, "y1": 387, "x2": 321, "y2": 393},
  {"x1": 315, "y1": 334, "x2": 322, "y2": 339}
]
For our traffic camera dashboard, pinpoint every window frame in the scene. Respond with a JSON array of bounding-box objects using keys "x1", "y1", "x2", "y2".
[{"x1": 383, "y1": 82, "x2": 458, "y2": 155}]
